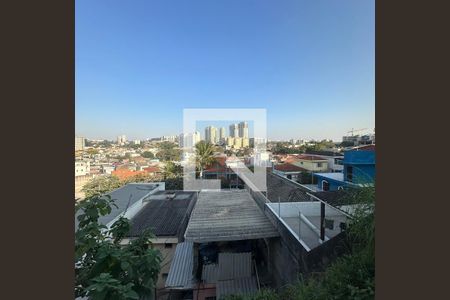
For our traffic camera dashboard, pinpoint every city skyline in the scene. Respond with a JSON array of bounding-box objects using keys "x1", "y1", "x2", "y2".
[{"x1": 76, "y1": 0, "x2": 374, "y2": 142}]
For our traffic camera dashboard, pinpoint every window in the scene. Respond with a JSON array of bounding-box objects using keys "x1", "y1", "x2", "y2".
[
  {"x1": 164, "y1": 243, "x2": 172, "y2": 249},
  {"x1": 162, "y1": 273, "x2": 168, "y2": 279},
  {"x1": 317, "y1": 162, "x2": 322, "y2": 168},
  {"x1": 347, "y1": 166, "x2": 353, "y2": 182}
]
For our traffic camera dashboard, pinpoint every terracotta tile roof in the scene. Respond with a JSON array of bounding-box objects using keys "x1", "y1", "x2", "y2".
[
  {"x1": 295, "y1": 154, "x2": 328, "y2": 161},
  {"x1": 111, "y1": 169, "x2": 146, "y2": 180},
  {"x1": 144, "y1": 166, "x2": 160, "y2": 173},
  {"x1": 274, "y1": 163, "x2": 307, "y2": 172}
]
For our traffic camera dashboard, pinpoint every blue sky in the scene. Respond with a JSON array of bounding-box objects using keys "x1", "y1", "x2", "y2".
[{"x1": 76, "y1": 0, "x2": 374, "y2": 141}]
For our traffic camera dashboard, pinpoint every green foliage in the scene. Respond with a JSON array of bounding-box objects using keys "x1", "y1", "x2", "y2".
[
  {"x1": 271, "y1": 142, "x2": 301, "y2": 155},
  {"x1": 297, "y1": 171, "x2": 317, "y2": 184},
  {"x1": 141, "y1": 151, "x2": 155, "y2": 159},
  {"x1": 82, "y1": 175, "x2": 122, "y2": 198},
  {"x1": 156, "y1": 142, "x2": 182, "y2": 161},
  {"x1": 163, "y1": 161, "x2": 183, "y2": 179},
  {"x1": 87, "y1": 148, "x2": 100, "y2": 155},
  {"x1": 122, "y1": 173, "x2": 153, "y2": 184},
  {"x1": 223, "y1": 289, "x2": 280, "y2": 300},
  {"x1": 75, "y1": 196, "x2": 162, "y2": 300},
  {"x1": 340, "y1": 141, "x2": 355, "y2": 148},
  {"x1": 164, "y1": 177, "x2": 183, "y2": 190}
]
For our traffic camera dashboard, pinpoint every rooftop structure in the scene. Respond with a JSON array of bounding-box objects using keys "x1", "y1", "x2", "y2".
[
  {"x1": 127, "y1": 190, "x2": 197, "y2": 238},
  {"x1": 184, "y1": 190, "x2": 279, "y2": 243},
  {"x1": 165, "y1": 241, "x2": 195, "y2": 290},
  {"x1": 266, "y1": 201, "x2": 351, "y2": 251},
  {"x1": 75, "y1": 183, "x2": 163, "y2": 229},
  {"x1": 314, "y1": 145, "x2": 375, "y2": 191}
]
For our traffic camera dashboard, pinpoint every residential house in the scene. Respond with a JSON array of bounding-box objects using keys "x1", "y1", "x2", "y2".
[
  {"x1": 305, "y1": 150, "x2": 344, "y2": 172},
  {"x1": 166, "y1": 190, "x2": 279, "y2": 300},
  {"x1": 272, "y1": 163, "x2": 307, "y2": 181},
  {"x1": 314, "y1": 145, "x2": 375, "y2": 191},
  {"x1": 290, "y1": 154, "x2": 329, "y2": 172},
  {"x1": 75, "y1": 160, "x2": 90, "y2": 177}
]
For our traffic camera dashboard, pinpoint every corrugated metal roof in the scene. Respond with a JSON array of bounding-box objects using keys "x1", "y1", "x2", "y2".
[
  {"x1": 218, "y1": 252, "x2": 252, "y2": 281},
  {"x1": 127, "y1": 191, "x2": 195, "y2": 237},
  {"x1": 184, "y1": 190, "x2": 279, "y2": 242},
  {"x1": 75, "y1": 183, "x2": 159, "y2": 230},
  {"x1": 165, "y1": 241, "x2": 194, "y2": 289},
  {"x1": 216, "y1": 277, "x2": 258, "y2": 299},
  {"x1": 201, "y1": 264, "x2": 219, "y2": 284}
]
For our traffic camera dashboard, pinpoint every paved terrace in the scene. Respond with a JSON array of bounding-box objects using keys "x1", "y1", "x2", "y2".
[
  {"x1": 184, "y1": 190, "x2": 279, "y2": 243},
  {"x1": 266, "y1": 202, "x2": 349, "y2": 250}
]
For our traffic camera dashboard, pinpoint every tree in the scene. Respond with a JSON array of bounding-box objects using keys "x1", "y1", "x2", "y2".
[
  {"x1": 297, "y1": 171, "x2": 317, "y2": 184},
  {"x1": 75, "y1": 196, "x2": 162, "y2": 299},
  {"x1": 156, "y1": 143, "x2": 181, "y2": 161},
  {"x1": 195, "y1": 141, "x2": 215, "y2": 179},
  {"x1": 82, "y1": 175, "x2": 122, "y2": 198},
  {"x1": 163, "y1": 161, "x2": 183, "y2": 179},
  {"x1": 141, "y1": 151, "x2": 154, "y2": 159},
  {"x1": 87, "y1": 148, "x2": 100, "y2": 156}
]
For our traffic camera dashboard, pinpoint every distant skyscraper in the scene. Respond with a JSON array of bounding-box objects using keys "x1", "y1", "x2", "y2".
[
  {"x1": 205, "y1": 126, "x2": 218, "y2": 144},
  {"x1": 179, "y1": 131, "x2": 201, "y2": 148},
  {"x1": 238, "y1": 121, "x2": 249, "y2": 138},
  {"x1": 75, "y1": 136, "x2": 85, "y2": 151},
  {"x1": 229, "y1": 124, "x2": 239, "y2": 138},
  {"x1": 117, "y1": 135, "x2": 127, "y2": 145},
  {"x1": 219, "y1": 127, "x2": 226, "y2": 142}
]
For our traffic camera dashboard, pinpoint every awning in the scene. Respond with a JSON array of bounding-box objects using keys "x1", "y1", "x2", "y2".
[{"x1": 165, "y1": 241, "x2": 194, "y2": 289}]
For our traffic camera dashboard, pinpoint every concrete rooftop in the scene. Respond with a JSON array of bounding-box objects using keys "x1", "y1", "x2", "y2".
[{"x1": 184, "y1": 190, "x2": 279, "y2": 243}]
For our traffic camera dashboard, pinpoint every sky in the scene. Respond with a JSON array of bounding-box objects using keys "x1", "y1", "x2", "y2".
[{"x1": 76, "y1": 0, "x2": 374, "y2": 142}]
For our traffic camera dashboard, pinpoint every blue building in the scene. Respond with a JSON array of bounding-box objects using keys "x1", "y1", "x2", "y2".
[{"x1": 314, "y1": 145, "x2": 375, "y2": 191}]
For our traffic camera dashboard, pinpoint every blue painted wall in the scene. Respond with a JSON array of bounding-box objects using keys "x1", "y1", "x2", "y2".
[
  {"x1": 314, "y1": 148, "x2": 375, "y2": 191},
  {"x1": 343, "y1": 149, "x2": 375, "y2": 184},
  {"x1": 314, "y1": 175, "x2": 346, "y2": 191}
]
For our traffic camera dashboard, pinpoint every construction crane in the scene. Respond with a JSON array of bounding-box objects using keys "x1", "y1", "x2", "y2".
[{"x1": 347, "y1": 128, "x2": 368, "y2": 136}]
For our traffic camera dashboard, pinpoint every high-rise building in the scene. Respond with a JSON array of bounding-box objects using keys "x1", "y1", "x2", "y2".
[
  {"x1": 117, "y1": 135, "x2": 127, "y2": 145},
  {"x1": 75, "y1": 136, "x2": 85, "y2": 151},
  {"x1": 226, "y1": 137, "x2": 234, "y2": 147},
  {"x1": 229, "y1": 124, "x2": 239, "y2": 137},
  {"x1": 219, "y1": 127, "x2": 226, "y2": 143},
  {"x1": 238, "y1": 121, "x2": 249, "y2": 139},
  {"x1": 179, "y1": 131, "x2": 201, "y2": 148},
  {"x1": 234, "y1": 137, "x2": 242, "y2": 149},
  {"x1": 242, "y1": 138, "x2": 249, "y2": 148},
  {"x1": 205, "y1": 126, "x2": 218, "y2": 144}
]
